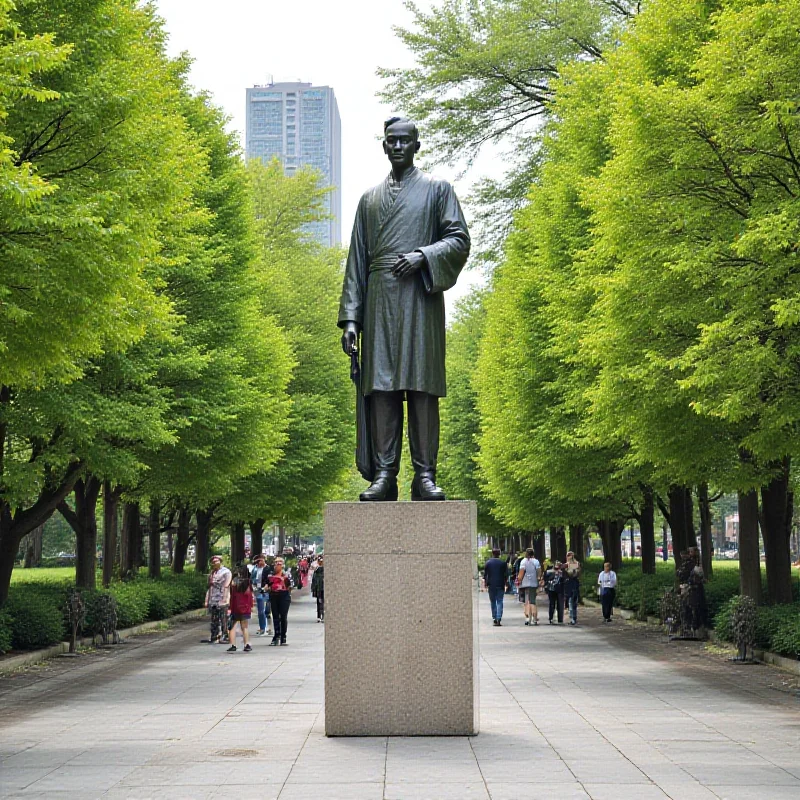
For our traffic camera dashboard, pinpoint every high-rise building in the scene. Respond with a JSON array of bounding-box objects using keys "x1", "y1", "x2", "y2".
[{"x1": 245, "y1": 81, "x2": 342, "y2": 247}]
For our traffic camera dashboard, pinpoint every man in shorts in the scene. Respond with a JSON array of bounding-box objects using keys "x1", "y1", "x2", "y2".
[{"x1": 516, "y1": 548, "x2": 541, "y2": 626}]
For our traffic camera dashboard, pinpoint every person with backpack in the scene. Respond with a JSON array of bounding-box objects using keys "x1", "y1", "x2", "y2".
[
  {"x1": 544, "y1": 560, "x2": 565, "y2": 624},
  {"x1": 227, "y1": 565, "x2": 254, "y2": 652}
]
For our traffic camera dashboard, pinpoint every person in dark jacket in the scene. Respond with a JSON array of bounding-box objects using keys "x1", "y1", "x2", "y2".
[
  {"x1": 483, "y1": 548, "x2": 508, "y2": 626},
  {"x1": 311, "y1": 556, "x2": 325, "y2": 622},
  {"x1": 544, "y1": 560, "x2": 565, "y2": 624}
]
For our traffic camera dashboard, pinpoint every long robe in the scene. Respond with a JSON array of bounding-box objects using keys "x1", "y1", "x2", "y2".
[{"x1": 338, "y1": 167, "x2": 470, "y2": 397}]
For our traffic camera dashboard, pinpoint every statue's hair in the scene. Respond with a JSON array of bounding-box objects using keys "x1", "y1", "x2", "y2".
[{"x1": 384, "y1": 116, "x2": 419, "y2": 140}]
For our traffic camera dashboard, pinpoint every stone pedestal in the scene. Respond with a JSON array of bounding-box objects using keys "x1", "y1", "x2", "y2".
[{"x1": 324, "y1": 501, "x2": 479, "y2": 736}]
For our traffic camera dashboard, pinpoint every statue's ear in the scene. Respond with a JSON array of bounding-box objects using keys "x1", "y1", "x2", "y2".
[{"x1": 414, "y1": 140, "x2": 421, "y2": 153}]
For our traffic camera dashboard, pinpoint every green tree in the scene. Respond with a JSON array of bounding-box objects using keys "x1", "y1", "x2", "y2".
[
  {"x1": 0, "y1": 0, "x2": 213, "y2": 602},
  {"x1": 220, "y1": 160, "x2": 352, "y2": 540},
  {"x1": 140, "y1": 98, "x2": 294, "y2": 574},
  {"x1": 379, "y1": 0, "x2": 637, "y2": 260},
  {"x1": 585, "y1": 0, "x2": 800, "y2": 601},
  {"x1": 439, "y1": 289, "x2": 507, "y2": 535}
]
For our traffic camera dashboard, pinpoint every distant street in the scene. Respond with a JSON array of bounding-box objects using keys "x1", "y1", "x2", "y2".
[{"x1": 1, "y1": 592, "x2": 799, "y2": 800}]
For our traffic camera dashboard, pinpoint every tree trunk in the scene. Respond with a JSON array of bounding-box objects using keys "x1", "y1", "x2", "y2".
[
  {"x1": 553, "y1": 526, "x2": 567, "y2": 563},
  {"x1": 761, "y1": 457, "x2": 793, "y2": 605},
  {"x1": 23, "y1": 525, "x2": 43, "y2": 568},
  {"x1": 278, "y1": 525, "x2": 286, "y2": 556},
  {"x1": 738, "y1": 489, "x2": 761, "y2": 603},
  {"x1": 0, "y1": 522, "x2": 17, "y2": 607},
  {"x1": 173, "y1": 506, "x2": 191, "y2": 574},
  {"x1": 231, "y1": 522, "x2": 245, "y2": 565},
  {"x1": 568, "y1": 524, "x2": 585, "y2": 562},
  {"x1": 120, "y1": 501, "x2": 141, "y2": 578},
  {"x1": 148, "y1": 498, "x2": 161, "y2": 579},
  {"x1": 640, "y1": 486, "x2": 656, "y2": 575},
  {"x1": 58, "y1": 475, "x2": 102, "y2": 591},
  {"x1": 698, "y1": 483, "x2": 713, "y2": 578},
  {"x1": 533, "y1": 530, "x2": 545, "y2": 562},
  {"x1": 250, "y1": 519, "x2": 265, "y2": 560},
  {"x1": 102, "y1": 482, "x2": 118, "y2": 587},
  {"x1": 195, "y1": 508, "x2": 212, "y2": 574},
  {"x1": 668, "y1": 484, "x2": 695, "y2": 564},
  {"x1": 0, "y1": 458, "x2": 83, "y2": 606},
  {"x1": 598, "y1": 519, "x2": 624, "y2": 571}
]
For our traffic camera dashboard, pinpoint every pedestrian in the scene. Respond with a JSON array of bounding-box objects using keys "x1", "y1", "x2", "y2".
[
  {"x1": 544, "y1": 560, "x2": 565, "y2": 624},
  {"x1": 563, "y1": 550, "x2": 582, "y2": 625},
  {"x1": 299, "y1": 556, "x2": 309, "y2": 588},
  {"x1": 204, "y1": 555, "x2": 231, "y2": 644},
  {"x1": 598, "y1": 561, "x2": 617, "y2": 622},
  {"x1": 250, "y1": 553, "x2": 273, "y2": 637},
  {"x1": 516, "y1": 547, "x2": 541, "y2": 626},
  {"x1": 311, "y1": 554, "x2": 325, "y2": 622},
  {"x1": 266, "y1": 556, "x2": 293, "y2": 646},
  {"x1": 483, "y1": 548, "x2": 508, "y2": 626},
  {"x1": 227, "y1": 565, "x2": 253, "y2": 652},
  {"x1": 505, "y1": 551, "x2": 517, "y2": 595}
]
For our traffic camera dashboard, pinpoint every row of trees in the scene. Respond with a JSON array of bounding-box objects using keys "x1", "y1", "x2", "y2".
[
  {"x1": 0, "y1": 0, "x2": 351, "y2": 603},
  {"x1": 396, "y1": 0, "x2": 800, "y2": 604}
]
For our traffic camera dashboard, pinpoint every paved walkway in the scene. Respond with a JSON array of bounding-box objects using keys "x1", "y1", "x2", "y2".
[{"x1": 1, "y1": 591, "x2": 799, "y2": 800}]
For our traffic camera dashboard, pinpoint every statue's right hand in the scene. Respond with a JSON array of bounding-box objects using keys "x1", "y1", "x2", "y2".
[{"x1": 341, "y1": 322, "x2": 360, "y2": 356}]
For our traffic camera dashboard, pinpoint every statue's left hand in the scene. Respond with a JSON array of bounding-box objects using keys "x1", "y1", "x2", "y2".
[{"x1": 392, "y1": 250, "x2": 426, "y2": 278}]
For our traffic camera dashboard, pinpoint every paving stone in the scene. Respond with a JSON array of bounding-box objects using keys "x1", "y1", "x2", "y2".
[{"x1": 0, "y1": 587, "x2": 799, "y2": 800}]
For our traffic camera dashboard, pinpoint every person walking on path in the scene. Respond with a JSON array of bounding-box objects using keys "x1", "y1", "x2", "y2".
[
  {"x1": 506, "y1": 552, "x2": 518, "y2": 595},
  {"x1": 563, "y1": 550, "x2": 582, "y2": 626},
  {"x1": 299, "y1": 556, "x2": 310, "y2": 588},
  {"x1": 484, "y1": 548, "x2": 508, "y2": 626},
  {"x1": 516, "y1": 547, "x2": 541, "y2": 626},
  {"x1": 544, "y1": 560, "x2": 565, "y2": 624},
  {"x1": 250, "y1": 554, "x2": 273, "y2": 637},
  {"x1": 204, "y1": 555, "x2": 231, "y2": 644},
  {"x1": 267, "y1": 556, "x2": 293, "y2": 646},
  {"x1": 227, "y1": 566, "x2": 254, "y2": 652},
  {"x1": 311, "y1": 555, "x2": 325, "y2": 622},
  {"x1": 598, "y1": 562, "x2": 618, "y2": 623}
]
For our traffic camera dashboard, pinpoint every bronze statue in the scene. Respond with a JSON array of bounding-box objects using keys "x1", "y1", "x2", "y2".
[{"x1": 339, "y1": 118, "x2": 470, "y2": 501}]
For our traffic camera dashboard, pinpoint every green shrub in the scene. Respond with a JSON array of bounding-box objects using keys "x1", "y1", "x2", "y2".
[
  {"x1": 4, "y1": 589, "x2": 67, "y2": 650},
  {"x1": 1, "y1": 571, "x2": 208, "y2": 652},
  {"x1": 715, "y1": 598, "x2": 800, "y2": 659},
  {"x1": 0, "y1": 609, "x2": 13, "y2": 654},
  {"x1": 771, "y1": 614, "x2": 800, "y2": 660}
]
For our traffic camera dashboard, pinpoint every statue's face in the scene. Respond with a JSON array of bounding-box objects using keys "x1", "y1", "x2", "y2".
[{"x1": 383, "y1": 121, "x2": 420, "y2": 170}]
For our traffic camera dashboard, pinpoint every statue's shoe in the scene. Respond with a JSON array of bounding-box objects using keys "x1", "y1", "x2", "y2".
[
  {"x1": 359, "y1": 474, "x2": 398, "y2": 502},
  {"x1": 411, "y1": 473, "x2": 446, "y2": 501}
]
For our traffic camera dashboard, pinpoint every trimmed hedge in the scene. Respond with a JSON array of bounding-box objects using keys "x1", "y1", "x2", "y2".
[
  {"x1": 0, "y1": 572, "x2": 207, "y2": 654},
  {"x1": 579, "y1": 558, "x2": 800, "y2": 620}
]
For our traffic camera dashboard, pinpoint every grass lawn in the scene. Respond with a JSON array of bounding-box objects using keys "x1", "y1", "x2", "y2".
[{"x1": 10, "y1": 567, "x2": 78, "y2": 585}]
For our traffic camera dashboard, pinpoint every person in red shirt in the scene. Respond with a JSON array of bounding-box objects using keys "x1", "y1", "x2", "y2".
[
  {"x1": 227, "y1": 566, "x2": 254, "y2": 653},
  {"x1": 266, "y1": 556, "x2": 293, "y2": 646}
]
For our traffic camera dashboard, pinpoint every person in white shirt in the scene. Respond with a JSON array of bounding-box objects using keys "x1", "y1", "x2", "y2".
[
  {"x1": 597, "y1": 562, "x2": 618, "y2": 623},
  {"x1": 516, "y1": 548, "x2": 542, "y2": 626}
]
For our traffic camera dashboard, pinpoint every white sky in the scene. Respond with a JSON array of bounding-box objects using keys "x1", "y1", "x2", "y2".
[{"x1": 153, "y1": 0, "x2": 490, "y2": 315}]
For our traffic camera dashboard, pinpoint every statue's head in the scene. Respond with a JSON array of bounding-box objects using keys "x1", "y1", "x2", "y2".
[{"x1": 383, "y1": 116, "x2": 420, "y2": 171}]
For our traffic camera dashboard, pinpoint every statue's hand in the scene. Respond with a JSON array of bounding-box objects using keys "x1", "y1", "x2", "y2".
[
  {"x1": 392, "y1": 250, "x2": 426, "y2": 278},
  {"x1": 341, "y1": 321, "x2": 360, "y2": 356}
]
